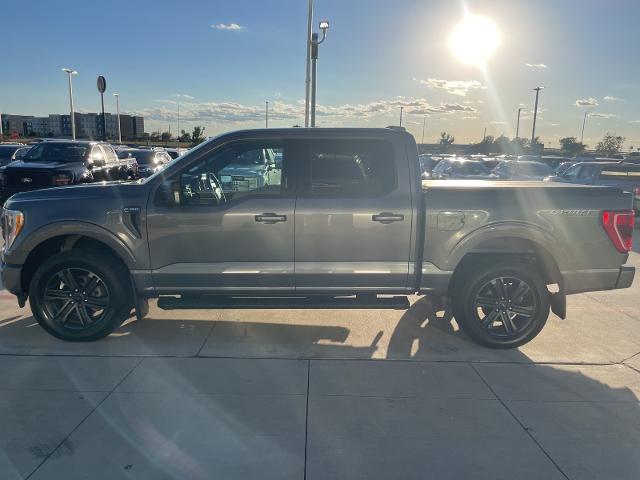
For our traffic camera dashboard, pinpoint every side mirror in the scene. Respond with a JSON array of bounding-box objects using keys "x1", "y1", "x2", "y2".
[{"x1": 156, "y1": 180, "x2": 181, "y2": 206}]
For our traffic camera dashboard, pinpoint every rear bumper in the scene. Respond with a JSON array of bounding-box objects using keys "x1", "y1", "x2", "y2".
[{"x1": 562, "y1": 265, "x2": 635, "y2": 294}]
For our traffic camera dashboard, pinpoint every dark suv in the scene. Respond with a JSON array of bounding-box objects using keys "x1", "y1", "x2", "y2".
[{"x1": 0, "y1": 141, "x2": 138, "y2": 202}]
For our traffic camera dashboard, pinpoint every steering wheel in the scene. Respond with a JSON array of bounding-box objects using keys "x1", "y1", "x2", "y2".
[{"x1": 207, "y1": 172, "x2": 226, "y2": 203}]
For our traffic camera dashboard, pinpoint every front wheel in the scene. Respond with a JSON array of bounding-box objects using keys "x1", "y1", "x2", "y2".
[
  {"x1": 29, "y1": 250, "x2": 132, "y2": 341},
  {"x1": 451, "y1": 262, "x2": 550, "y2": 349}
]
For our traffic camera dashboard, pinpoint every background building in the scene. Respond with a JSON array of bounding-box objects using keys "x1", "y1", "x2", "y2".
[{"x1": 1, "y1": 112, "x2": 145, "y2": 140}]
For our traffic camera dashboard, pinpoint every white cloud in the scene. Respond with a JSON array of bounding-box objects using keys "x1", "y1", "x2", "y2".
[
  {"x1": 462, "y1": 116, "x2": 479, "y2": 120},
  {"x1": 212, "y1": 23, "x2": 243, "y2": 31},
  {"x1": 589, "y1": 112, "x2": 618, "y2": 119},
  {"x1": 525, "y1": 63, "x2": 548, "y2": 69},
  {"x1": 603, "y1": 95, "x2": 624, "y2": 102},
  {"x1": 575, "y1": 98, "x2": 599, "y2": 107},
  {"x1": 141, "y1": 97, "x2": 478, "y2": 124},
  {"x1": 490, "y1": 121, "x2": 505, "y2": 125},
  {"x1": 629, "y1": 120, "x2": 640, "y2": 124},
  {"x1": 174, "y1": 93, "x2": 194, "y2": 100},
  {"x1": 414, "y1": 77, "x2": 484, "y2": 96}
]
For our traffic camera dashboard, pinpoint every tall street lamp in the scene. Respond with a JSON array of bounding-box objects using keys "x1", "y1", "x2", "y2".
[
  {"x1": 265, "y1": 101, "x2": 269, "y2": 128},
  {"x1": 113, "y1": 93, "x2": 122, "y2": 144},
  {"x1": 62, "y1": 68, "x2": 77, "y2": 140},
  {"x1": 531, "y1": 86, "x2": 543, "y2": 148},
  {"x1": 516, "y1": 107, "x2": 523, "y2": 139},
  {"x1": 399, "y1": 107, "x2": 404, "y2": 127},
  {"x1": 421, "y1": 115, "x2": 426, "y2": 145},
  {"x1": 304, "y1": 0, "x2": 314, "y2": 127},
  {"x1": 581, "y1": 109, "x2": 593, "y2": 143},
  {"x1": 310, "y1": 20, "x2": 329, "y2": 128}
]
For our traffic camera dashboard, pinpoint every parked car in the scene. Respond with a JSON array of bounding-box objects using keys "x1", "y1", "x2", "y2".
[
  {"x1": 0, "y1": 141, "x2": 138, "y2": 203},
  {"x1": 418, "y1": 154, "x2": 440, "y2": 179},
  {"x1": 120, "y1": 148, "x2": 172, "y2": 177},
  {"x1": 430, "y1": 158, "x2": 492, "y2": 179},
  {"x1": 555, "y1": 161, "x2": 579, "y2": 176},
  {"x1": 1, "y1": 128, "x2": 634, "y2": 348},
  {"x1": 216, "y1": 145, "x2": 282, "y2": 195},
  {"x1": 0, "y1": 144, "x2": 26, "y2": 167},
  {"x1": 164, "y1": 148, "x2": 188, "y2": 159},
  {"x1": 547, "y1": 161, "x2": 640, "y2": 214},
  {"x1": 491, "y1": 160, "x2": 554, "y2": 180}
]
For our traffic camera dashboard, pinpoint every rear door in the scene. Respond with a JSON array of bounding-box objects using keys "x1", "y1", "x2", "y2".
[{"x1": 294, "y1": 136, "x2": 413, "y2": 292}]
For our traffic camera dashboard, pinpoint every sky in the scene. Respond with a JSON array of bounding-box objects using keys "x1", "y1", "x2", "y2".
[{"x1": 2, "y1": 0, "x2": 640, "y2": 148}]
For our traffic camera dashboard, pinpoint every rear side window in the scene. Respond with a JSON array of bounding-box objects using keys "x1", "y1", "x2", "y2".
[
  {"x1": 302, "y1": 139, "x2": 396, "y2": 196},
  {"x1": 103, "y1": 146, "x2": 118, "y2": 163}
]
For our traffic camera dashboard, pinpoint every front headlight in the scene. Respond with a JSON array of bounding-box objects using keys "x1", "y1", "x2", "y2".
[{"x1": 1, "y1": 209, "x2": 24, "y2": 249}]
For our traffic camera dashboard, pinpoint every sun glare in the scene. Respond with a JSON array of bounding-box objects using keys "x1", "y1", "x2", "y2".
[{"x1": 448, "y1": 14, "x2": 501, "y2": 67}]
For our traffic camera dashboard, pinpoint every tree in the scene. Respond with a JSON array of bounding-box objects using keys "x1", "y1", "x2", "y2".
[
  {"x1": 191, "y1": 126, "x2": 206, "y2": 146},
  {"x1": 469, "y1": 135, "x2": 494, "y2": 155},
  {"x1": 493, "y1": 135, "x2": 511, "y2": 155},
  {"x1": 559, "y1": 137, "x2": 586, "y2": 157},
  {"x1": 596, "y1": 133, "x2": 625, "y2": 157},
  {"x1": 160, "y1": 131, "x2": 172, "y2": 142},
  {"x1": 178, "y1": 129, "x2": 191, "y2": 144},
  {"x1": 438, "y1": 131, "x2": 455, "y2": 153}
]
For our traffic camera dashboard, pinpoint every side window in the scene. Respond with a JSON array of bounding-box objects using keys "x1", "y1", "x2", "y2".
[
  {"x1": 90, "y1": 146, "x2": 104, "y2": 164},
  {"x1": 103, "y1": 146, "x2": 118, "y2": 163},
  {"x1": 577, "y1": 164, "x2": 597, "y2": 180},
  {"x1": 562, "y1": 165, "x2": 581, "y2": 180},
  {"x1": 303, "y1": 139, "x2": 396, "y2": 197},
  {"x1": 179, "y1": 141, "x2": 285, "y2": 206}
]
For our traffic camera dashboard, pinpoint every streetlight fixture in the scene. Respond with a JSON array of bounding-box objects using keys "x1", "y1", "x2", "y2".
[
  {"x1": 515, "y1": 107, "x2": 523, "y2": 139},
  {"x1": 399, "y1": 107, "x2": 404, "y2": 127},
  {"x1": 531, "y1": 86, "x2": 544, "y2": 149},
  {"x1": 113, "y1": 93, "x2": 122, "y2": 144},
  {"x1": 265, "y1": 101, "x2": 269, "y2": 128},
  {"x1": 62, "y1": 68, "x2": 78, "y2": 140},
  {"x1": 421, "y1": 115, "x2": 427, "y2": 145},
  {"x1": 310, "y1": 19, "x2": 330, "y2": 128}
]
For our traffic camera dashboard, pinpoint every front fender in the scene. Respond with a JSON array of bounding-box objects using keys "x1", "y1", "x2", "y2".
[{"x1": 8, "y1": 220, "x2": 138, "y2": 269}]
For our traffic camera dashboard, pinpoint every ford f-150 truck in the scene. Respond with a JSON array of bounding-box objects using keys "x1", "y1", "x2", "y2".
[{"x1": 0, "y1": 128, "x2": 635, "y2": 348}]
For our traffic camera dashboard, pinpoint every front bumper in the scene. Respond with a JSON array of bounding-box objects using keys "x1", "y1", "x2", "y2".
[{"x1": 0, "y1": 260, "x2": 23, "y2": 297}]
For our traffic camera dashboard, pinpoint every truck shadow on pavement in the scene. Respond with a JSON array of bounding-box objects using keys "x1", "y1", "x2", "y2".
[{"x1": 1, "y1": 300, "x2": 640, "y2": 479}]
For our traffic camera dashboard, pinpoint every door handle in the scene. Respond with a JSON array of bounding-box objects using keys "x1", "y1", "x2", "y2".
[
  {"x1": 372, "y1": 212, "x2": 404, "y2": 224},
  {"x1": 255, "y1": 213, "x2": 287, "y2": 224}
]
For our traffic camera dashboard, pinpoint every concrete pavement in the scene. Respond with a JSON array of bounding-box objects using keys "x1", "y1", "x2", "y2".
[{"x1": 0, "y1": 251, "x2": 638, "y2": 478}]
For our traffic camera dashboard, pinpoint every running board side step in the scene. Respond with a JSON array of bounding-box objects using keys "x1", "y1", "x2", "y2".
[{"x1": 157, "y1": 295, "x2": 410, "y2": 310}]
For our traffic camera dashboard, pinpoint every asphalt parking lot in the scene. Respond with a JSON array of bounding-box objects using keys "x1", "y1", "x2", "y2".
[{"x1": 0, "y1": 234, "x2": 639, "y2": 479}]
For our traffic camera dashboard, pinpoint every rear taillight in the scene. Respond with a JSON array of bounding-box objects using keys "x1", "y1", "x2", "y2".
[
  {"x1": 634, "y1": 187, "x2": 640, "y2": 197},
  {"x1": 602, "y1": 210, "x2": 634, "y2": 253}
]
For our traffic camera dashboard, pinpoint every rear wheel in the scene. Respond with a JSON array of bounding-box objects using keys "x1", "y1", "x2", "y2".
[
  {"x1": 29, "y1": 250, "x2": 132, "y2": 341},
  {"x1": 452, "y1": 262, "x2": 550, "y2": 349}
]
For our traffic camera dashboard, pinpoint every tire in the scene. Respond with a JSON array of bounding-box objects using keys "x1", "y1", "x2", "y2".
[
  {"x1": 451, "y1": 261, "x2": 550, "y2": 349},
  {"x1": 29, "y1": 249, "x2": 133, "y2": 341}
]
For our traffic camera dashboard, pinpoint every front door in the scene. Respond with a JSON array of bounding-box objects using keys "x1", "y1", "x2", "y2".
[
  {"x1": 294, "y1": 137, "x2": 413, "y2": 293},
  {"x1": 146, "y1": 139, "x2": 295, "y2": 293}
]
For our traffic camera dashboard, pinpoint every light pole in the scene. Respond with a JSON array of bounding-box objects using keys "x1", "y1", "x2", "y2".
[
  {"x1": 580, "y1": 109, "x2": 592, "y2": 143},
  {"x1": 399, "y1": 107, "x2": 404, "y2": 127},
  {"x1": 177, "y1": 101, "x2": 180, "y2": 147},
  {"x1": 0, "y1": 107, "x2": 3, "y2": 142},
  {"x1": 113, "y1": 93, "x2": 122, "y2": 144},
  {"x1": 62, "y1": 68, "x2": 77, "y2": 140},
  {"x1": 516, "y1": 107, "x2": 522, "y2": 139},
  {"x1": 310, "y1": 20, "x2": 329, "y2": 128},
  {"x1": 531, "y1": 86, "x2": 543, "y2": 149},
  {"x1": 421, "y1": 115, "x2": 426, "y2": 145},
  {"x1": 265, "y1": 101, "x2": 269, "y2": 128},
  {"x1": 304, "y1": 0, "x2": 314, "y2": 127}
]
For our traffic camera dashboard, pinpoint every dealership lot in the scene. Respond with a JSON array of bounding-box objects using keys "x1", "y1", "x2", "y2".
[{"x1": 0, "y1": 238, "x2": 638, "y2": 479}]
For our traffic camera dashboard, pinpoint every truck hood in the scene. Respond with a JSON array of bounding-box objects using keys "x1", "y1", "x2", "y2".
[
  {"x1": 2, "y1": 160, "x2": 85, "y2": 171},
  {"x1": 4, "y1": 179, "x2": 141, "y2": 205}
]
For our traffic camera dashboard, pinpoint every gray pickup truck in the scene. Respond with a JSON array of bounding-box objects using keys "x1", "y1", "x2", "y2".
[{"x1": 0, "y1": 128, "x2": 635, "y2": 348}]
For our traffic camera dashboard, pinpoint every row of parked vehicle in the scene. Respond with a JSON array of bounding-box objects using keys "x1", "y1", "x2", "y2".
[
  {"x1": 0, "y1": 140, "x2": 188, "y2": 203},
  {"x1": 420, "y1": 153, "x2": 640, "y2": 214}
]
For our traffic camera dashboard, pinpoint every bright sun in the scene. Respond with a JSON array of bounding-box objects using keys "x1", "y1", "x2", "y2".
[{"x1": 448, "y1": 14, "x2": 501, "y2": 67}]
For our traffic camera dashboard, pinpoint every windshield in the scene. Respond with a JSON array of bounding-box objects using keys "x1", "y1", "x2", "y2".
[
  {"x1": 23, "y1": 143, "x2": 88, "y2": 162},
  {"x1": 130, "y1": 151, "x2": 156, "y2": 164}
]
